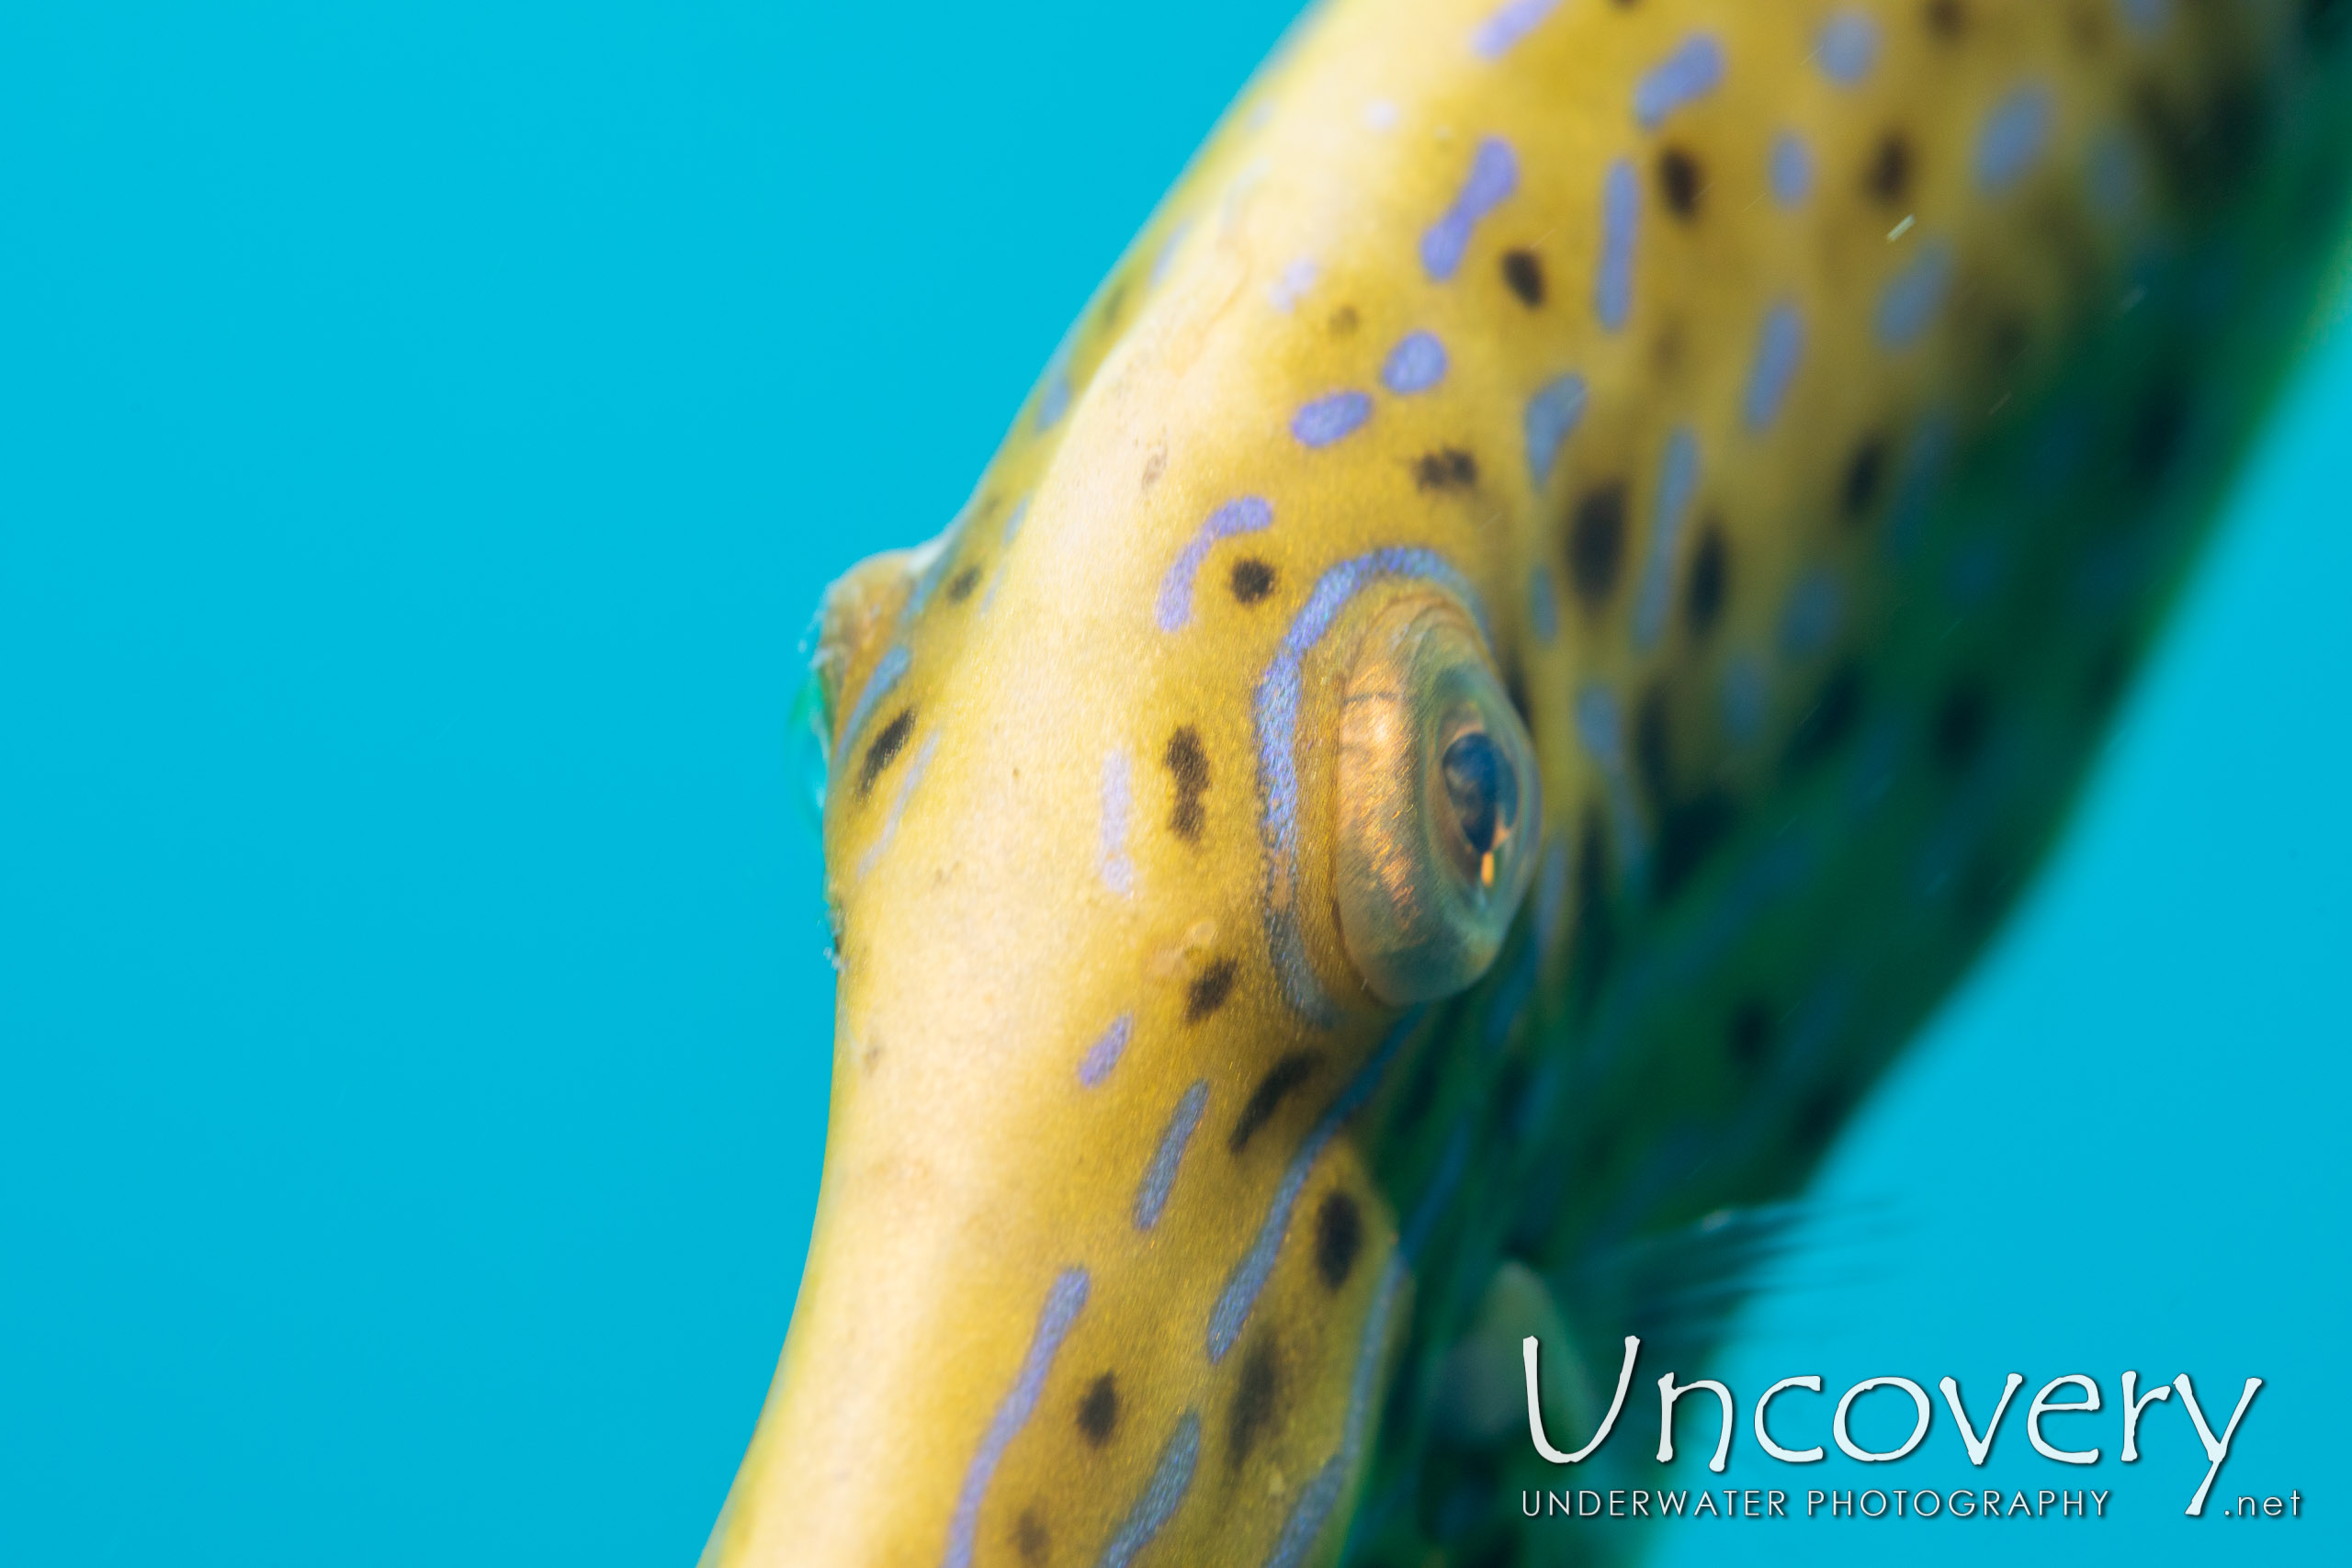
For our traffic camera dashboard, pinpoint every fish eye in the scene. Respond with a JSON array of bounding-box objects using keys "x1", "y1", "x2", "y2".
[{"x1": 1333, "y1": 595, "x2": 1541, "y2": 1005}]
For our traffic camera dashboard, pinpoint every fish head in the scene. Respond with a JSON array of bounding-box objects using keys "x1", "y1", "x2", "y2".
[{"x1": 704, "y1": 231, "x2": 1555, "y2": 1567}]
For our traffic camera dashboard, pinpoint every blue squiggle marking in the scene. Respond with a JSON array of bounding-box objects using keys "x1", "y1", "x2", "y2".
[
  {"x1": 1634, "y1": 35, "x2": 1724, "y2": 129},
  {"x1": 1529, "y1": 567, "x2": 1559, "y2": 645},
  {"x1": 1420, "y1": 138, "x2": 1519, "y2": 281},
  {"x1": 1597, "y1": 158, "x2": 1638, "y2": 331},
  {"x1": 941, "y1": 1268, "x2": 1089, "y2": 1568},
  {"x1": 1816, "y1": 11, "x2": 1879, "y2": 85},
  {"x1": 1157, "y1": 497, "x2": 1274, "y2": 631},
  {"x1": 1722, "y1": 654, "x2": 1767, "y2": 745},
  {"x1": 1536, "y1": 836, "x2": 1570, "y2": 954},
  {"x1": 1292, "y1": 392, "x2": 1374, "y2": 448},
  {"x1": 856, "y1": 729, "x2": 939, "y2": 881},
  {"x1": 1207, "y1": 1010, "x2": 1420, "y2": 1362},
  {"x1": 1471, "y1": 0, "x2": 1561, "y2": 60},
  {"x1": 1779, "y1": 569, "x2": 1843, "y2": 655},
  {"x1": 1381, "y1": 332, "x2": 1448, "y2": 394},
  {"x1": 1524, "y1": 373, "x2": 1588, "y2": 490},
  {"x1": 1101, "y1": 751, "x2": 1136, "y2": 897},
  {"x1": 1079, "y1": 1014, "x2": 1135, "y2": 1089},
  {"x1": 1632, "y1": 427, "x2": 1700, "y2": 650},
  {"x1": 1096, "y1": 1412, "x2": 1201, "y2": 1568},
  {"x1": 1035, "y1": 338, "x2": 1074, "y2": 432},
  {"x1": 1261, "y1": 1127, "x2": 1444, "y2": 1568},
  {"x1": 1875, "y1": 242, "x2": 1952, "y2": 348},
  {"x1": 1975, "y1": 85, "x2": 2052, "y2": 194},
  {"x1": 1576, "y1": 685, "x2": 1648, "y2": 887},
  {"x1": 1742, "y1": 302, "x2": 1804, "y2": 434},
  {"x1": 2118, "y1": 0, "x2": 2170, "y2": 36},
  {"x1": 1255, "y1": 554, "x2": 1486, "y2": 1022},
  {"x1": 1770, "y1": 131, "x2": 1814, "y2": 209},
  {"x1": 1135, "y1": 1079, "x2": 1209, "y2": 1230},
  {"x1": 836, "y1": 643, "x2": 909, "y2": 762}
]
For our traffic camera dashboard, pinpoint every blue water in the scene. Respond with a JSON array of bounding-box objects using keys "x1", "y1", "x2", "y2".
[{"x1": 0, "y1": 4, "x2": 2342, "y2": 1563}]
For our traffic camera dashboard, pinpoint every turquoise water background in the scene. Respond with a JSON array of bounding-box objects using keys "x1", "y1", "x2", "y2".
[{"x1": 2, "y1": 3, "x2": 2344, "y2": 1562}]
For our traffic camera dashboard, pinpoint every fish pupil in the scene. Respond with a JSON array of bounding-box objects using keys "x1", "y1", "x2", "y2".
[{"x1": 1440, "y1": 729, "x2": 1514, "y2": 872}]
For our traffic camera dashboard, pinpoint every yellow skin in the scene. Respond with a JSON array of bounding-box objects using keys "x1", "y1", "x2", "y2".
[{"x1": 706, "y1": 3, "x2": 2352, "y2": 1565}]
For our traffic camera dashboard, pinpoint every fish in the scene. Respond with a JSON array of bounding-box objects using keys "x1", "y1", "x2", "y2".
[{"x1": 702, "y1": 2, "x2": 2352, "y2": 1565}]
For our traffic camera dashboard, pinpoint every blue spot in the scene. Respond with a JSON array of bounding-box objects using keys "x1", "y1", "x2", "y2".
[
  {"x1": 1001, "y1": 495, "x2": 1031, "y2": 545},
  {"x1": 1101, "y1": 751, "x2": 1135, "y2": 896},
  {"x1": 1156, "y1": 496, "x2": 1274, "y2": 631},
  {"x1": 1256, "y1": 554, "x2": 1487, "y2": 1022},
  {"x1": 1471, "y1": 0, "x2": 1561, "y2": 59},
  {"x1": 1976, "y1": 85, "x2": 2053, "y2": 194},
  {"x1": 1134, "y1": 1080, "x2": 1208, "y2": 1231},
  {"x1": 943, "y1": 1269, "x2": 1090, "y2": 1568},
  {"x1": 1420, "y1": 138, "x2": 1519, "y2": 281},
  {"x1": 2117, "y1": 0, "x2": 2170, "y2": 36},
  {"x1": 1632, "y1": 427, "x2": 1700, "y2": 651},
  {"x1": 1889, "y1": 413, "x2": 1954, "y2": 558},
  {"x1": 1576, "y1": 684, "x2": 1648, "y2": 887},
  {"x1": 1149, "y1": 220, "x2": 1191, "y2": 288},
  {"x1": 835, "y1": 642, "x2": 909, "y2": 762},
  {"x1": 1779, "y1": 569, "x2": 1843, "y2": 655},
  {"x1": 1535, "y1": 838, "x2": 1570, "y2": 953},
  {"x1": 1096, "y1": 1414, "x2": 1201, "y2": 1568},
  {"x1": 1742, "y1": 302, "x2": 1804, "y2": 434},
  {"x1": 1207, "y1": 1011, "x2": 1418, "y2": 1360},
  {"x1": 1292, "y1": 391, "x2": 1374, "y2": 448},
  {"x1": 1035, "y1": 340, "x2": 1074, "y2": 431},
  {"x1": 1268, "y1": 256, "x2": 1317, "y2": 312},
  {"x1": 1770, "y1": 131, "x2": 1815, "y2": 208},
  {"x1": 1722, "y1": 655, "x2": 1767, "y2": 746},
  {"x1": 1078, "y1": 1014, "x2": 1134, "y2": 1088},
  {"x1": 856, "y1": 730, "x2": 939, "y2": 880},
  {"x1": 1875, "y1": 242, "x2": 1952, "y2": 348},
  {"x1": 1597, "y1": 158, "x2": 1638, "y2": 331},
  {"x1": 1524, "y1": 373, "x2": 1588, "y2": 490},
  {"x1": 2086, "y1": 130, "x2": 2142, "y2": 218},
  {"x1": 1633, "y1": 34, "x2": 1724, "y2": 130},
  {"x1": 1816, "y1": 11, "x2": 1879, "y2": 85},
  {"x1": 1381, "y1": 331, "x2": 1448, "y2": 395},
  {"x1": 1529, "y1": 567, "x2": 1559, "y2": 644}
]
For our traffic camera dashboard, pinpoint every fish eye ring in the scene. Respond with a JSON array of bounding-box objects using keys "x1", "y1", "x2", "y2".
[{"x1": 1332, "y1": 593, "x2": 1541, "y2": 1005}]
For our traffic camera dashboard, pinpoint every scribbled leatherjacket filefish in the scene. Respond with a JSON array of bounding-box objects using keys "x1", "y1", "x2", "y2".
[{"x1": 703, "y1": 3, "x2": 2351, "y2": 1564}]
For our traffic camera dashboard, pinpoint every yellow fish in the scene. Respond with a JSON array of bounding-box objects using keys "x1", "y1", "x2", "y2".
[{"x1": 706, "y1": 2, "x2": 2351, "y2": 1564}]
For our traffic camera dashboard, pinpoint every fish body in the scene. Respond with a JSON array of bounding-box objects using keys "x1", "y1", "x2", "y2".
[{"x1": 707, "y1": 3, "x2": 2352, "y2": 1565}]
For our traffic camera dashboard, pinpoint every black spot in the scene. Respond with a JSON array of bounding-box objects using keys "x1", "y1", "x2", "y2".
[
  {"x1": 1866, "y1": 132, "x2": 1911, "y2": 204},
  {"x1": 1933, "y1": 681, "x2": 1990, "y2": 773},
  {"x1": 1843, "y1": 436, "x2": 1887, "y2": 520},
  {"x1": 1328, "y1": 304, "x2": 1360, "y2": 336},
  {"x1": 1571, "y1": 806, "x2": 1614, "y2": 1014},
  {"x1": 856, "y1": 708, "x2": 916, "y2": 797},
  {"x1": 1014, "y1": 1506, "x2": 1050, "y2": 1566},
  {"x1": 1077, "y1": 1372, "x2": 1119, "y2": 1447},
  {"x1": 945, "y1": 565, "x2": 981, "y2": 603},
  {"x1": 2132, "y1": 75, "x2": 2267, "y2": 208},
  {"x1": 1793, "y1": 1082, "x2": 1855, "y2": 1154},
  {"x1": 1315, "y1": 1190, "x2": 1363, "y2": 1289},
  {"x1": 2311, "y1": 0, "x2": 2350, "y2": 47},
  {"x1": 1634, "y1": 685, "x2": 1673, "y2": 805},
  {"x1": 1657, "y1": 147, "x2": 1702, "y2": 217},
  {"x1": 1784, "y1": 662, "x2": 1862, "y2": 772},
  {"x1": 1567, "y1": 483, "x2": 1628, "y2": 606},
  {"x1": 1685, "y1": 524, "x2": 1727, "y2": 638},
  {"x1": 1462, "y1": 1535, "x2": 1520, "y2": 1568},
  {"x1": 1501, "y1": 248, "x2": 1545, "y2": 307},
  {"x1": 1227, "y1": 1339, "x2": 1280, "y2": 1468},
  {"x1": 1653, "y1": 791, "x2": 1736, "y2": 902},
  {"x1": 1229, "y1": 558, "x2": 1277, "y2": 604},
  {"x1": 1414, "y1": 447, "x2": 1479, "y2": 491},
  {"x1": 1726, "y1": 999, "x2": 1773, "y2": 1067},
  {"x1": 1925, "y1": 0, "x2": 1966, "y2": 39},
  {"x1": 1165, "y1": 726, "x2": 1210, "y2": 842},
  {"x1": 1229, "y1": 1051, "x2": 1318, "y2": 1153},
  {"x1": 1187, "y1": 957, "x2": 1238, "y2": 1023}
]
